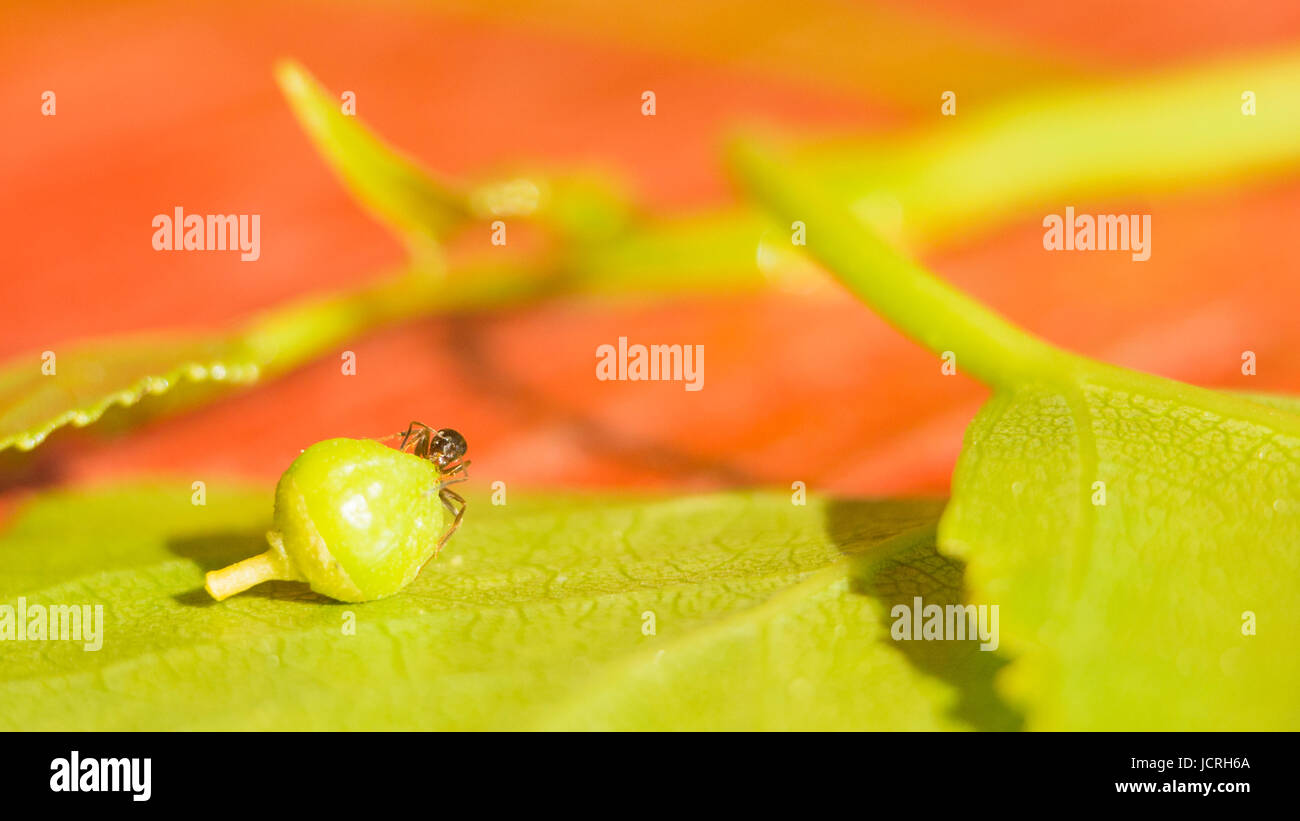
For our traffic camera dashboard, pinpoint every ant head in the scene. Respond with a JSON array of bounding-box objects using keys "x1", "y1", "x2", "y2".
[{"x1": 431, "y1": 428, "x2": 467, "y2": 469}]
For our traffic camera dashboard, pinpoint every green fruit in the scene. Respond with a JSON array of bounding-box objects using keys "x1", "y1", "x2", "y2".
[{"x1": 206, "y1": 438, "x2": 449, "y2": 602}]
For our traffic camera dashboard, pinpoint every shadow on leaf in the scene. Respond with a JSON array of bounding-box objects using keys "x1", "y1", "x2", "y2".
[{"x1": 825, "y1": 498, "x2": 1024, "y2": 731}]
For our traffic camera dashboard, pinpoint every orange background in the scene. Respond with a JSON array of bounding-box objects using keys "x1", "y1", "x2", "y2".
[{"x1": 4, "y1": 0, "x2": 1300, "y2": 505}]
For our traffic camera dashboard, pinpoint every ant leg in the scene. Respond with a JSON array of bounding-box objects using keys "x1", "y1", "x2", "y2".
[
  {"x1": 422, "y1": 468, "x2": 469, "y2": 500},
  {"x1": 435, "y1": 488, "x2": 467, "y2": 552},
  {"x1": 399, "y1": 421, "x2": 432, "y2": 452},
  {"x1": 435, "y1": 477, "x2": 469, "y2": 494},
  {"x1": 397, "y1": 420, "x2": 434, "y2": 459},
  {"x1": 440, "y1": 460, "x2": 471, "y2": 479},
  {"x1": 418, "y1": 488, "x2": 466, "y2": 573}
]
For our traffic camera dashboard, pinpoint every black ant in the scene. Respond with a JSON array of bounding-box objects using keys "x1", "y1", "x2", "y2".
[{"x1": 394, "y1": 422, "x2": 469, "y2": 553}]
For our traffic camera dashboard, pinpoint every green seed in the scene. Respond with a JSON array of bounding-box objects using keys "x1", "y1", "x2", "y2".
[{"x1": 206, "y1": 438, "x2": 450, "y2": 602}]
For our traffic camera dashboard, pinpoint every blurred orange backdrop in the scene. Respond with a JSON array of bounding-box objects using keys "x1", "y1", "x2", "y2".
[{"x1": 4, "y1": 0, "x2": 1300, "y2": 509}]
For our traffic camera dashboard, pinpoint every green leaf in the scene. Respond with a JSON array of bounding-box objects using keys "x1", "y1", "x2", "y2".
[
  {"x1": 0, "y1": 335, "x2": 261, "y2": 452},
  {"x1": 1237, "y1": 391, "x2": 1300, "y2": 415},
  {"x1": 277, "y1": 60, "x2": 638, "y2": 252},
  {"x1": 0, "y1": 262, "x2": 555, "y2": 455},
  {"x1": 276, "y1": 59, "x2": 469, "y2": 260},
  {"x1": 0, "y1": 481, "x2": 1022, "y2": 731},
  {"x1": 783, "y1": 47, "x2": 1300, "y2": 251},
  {"x1": 734, "y1": 141, "x2": 1300, "y2": 730}
]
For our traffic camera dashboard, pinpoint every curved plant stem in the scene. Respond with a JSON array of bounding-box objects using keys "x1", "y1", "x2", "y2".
[
  {"x1": 729, "y1": 140, "x2": 1067, "y2": 390},
  {"x1": 238, "y1": 262, "x2": 551, "y2": 376}
]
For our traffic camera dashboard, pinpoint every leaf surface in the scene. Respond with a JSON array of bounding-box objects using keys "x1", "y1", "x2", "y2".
[
  {"x1": 0, "y1": 482, "x2": 1013, "y2": 731},
  {"x1": 0, "y1": 335, "x2": 261, "y2": 452},
  {"x1": 734, "y1": 140, "x2": 1300, "y2": 729}
]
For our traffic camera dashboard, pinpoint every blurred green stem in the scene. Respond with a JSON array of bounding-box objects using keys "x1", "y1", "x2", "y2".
[{"x1": 239, "y1": 262, "x2": 554, "y2": 375}]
